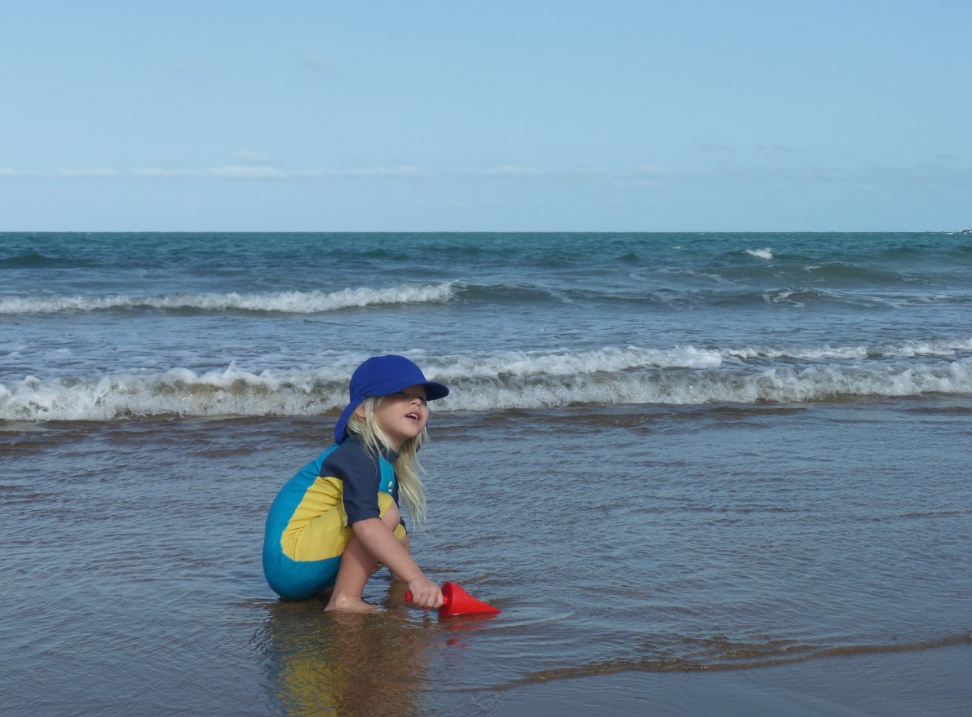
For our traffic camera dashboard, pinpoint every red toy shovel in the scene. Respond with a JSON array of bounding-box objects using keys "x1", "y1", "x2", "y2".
[{"x1": 404, "y1": 581, "x2": 501, "y2": 617}]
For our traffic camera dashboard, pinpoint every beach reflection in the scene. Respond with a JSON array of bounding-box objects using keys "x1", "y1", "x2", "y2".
[{"x1": 257, "y1": 588, "x2": 438, "y2": 717}]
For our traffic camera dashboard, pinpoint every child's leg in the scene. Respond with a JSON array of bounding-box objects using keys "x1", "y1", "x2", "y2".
[{"x1": 324, "y1": 502, "x2": 404, "y2": 612}]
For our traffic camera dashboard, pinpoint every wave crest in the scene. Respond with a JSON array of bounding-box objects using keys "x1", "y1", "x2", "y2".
[
  {"x1": 3, "y1": 344, "x2": 970, "y2": 421},
  {"x1": 0, "y1": 282, "x2": 456, "y2": 315}
]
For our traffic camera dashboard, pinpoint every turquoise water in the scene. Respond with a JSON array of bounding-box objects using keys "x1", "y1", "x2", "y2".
[
  {"x1": 3, "y1": 232, "x2": 971, "y2": 418},
  {"x1": 2, "y1": 233, "x2": 971, "y2": 715}
]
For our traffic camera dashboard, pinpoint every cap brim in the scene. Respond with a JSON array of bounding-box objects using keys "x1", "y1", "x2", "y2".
[
  {"x1": 422, "y1": 381, "x2": 450, "y2": 401},
  {"x1": 334, "y1": 380, "x2": 449, "y2": 444}
]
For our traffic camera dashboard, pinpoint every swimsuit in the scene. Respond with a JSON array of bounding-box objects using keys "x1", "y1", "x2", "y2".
[{"x1": 262, "y1": 437, "x2": 406, "y2": 600}]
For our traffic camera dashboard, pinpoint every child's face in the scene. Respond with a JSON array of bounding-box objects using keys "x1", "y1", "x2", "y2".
[{"x1": 360, "y1": 385, "x2": 429, "y2": 450}]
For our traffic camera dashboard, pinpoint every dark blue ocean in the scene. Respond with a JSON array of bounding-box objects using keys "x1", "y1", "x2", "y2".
[{"x1": 2, "y1": 233, "x2": 971, "y2": 716}]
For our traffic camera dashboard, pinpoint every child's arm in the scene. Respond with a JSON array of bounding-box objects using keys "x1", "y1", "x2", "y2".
[{"x1": 352, "y1": 518, "x2": 443, "y2": 609}]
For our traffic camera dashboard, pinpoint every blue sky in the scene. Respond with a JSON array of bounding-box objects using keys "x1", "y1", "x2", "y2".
[{"x1": 1, "y1": 0, "x2": 969, "y2": 231}]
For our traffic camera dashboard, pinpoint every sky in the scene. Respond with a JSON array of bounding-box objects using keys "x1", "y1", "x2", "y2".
[{"x1": 1, "y1": 0, "x2": 970, "y2": 232}]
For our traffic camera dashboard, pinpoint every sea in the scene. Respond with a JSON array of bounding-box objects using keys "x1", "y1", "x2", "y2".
[{"x1": 1, "y1": 232, "x2": 970, "y2": 716}]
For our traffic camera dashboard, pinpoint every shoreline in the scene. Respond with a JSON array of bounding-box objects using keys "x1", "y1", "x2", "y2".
[{"x1": 481, "y1": 642, "x2": 972, "y2": 717}]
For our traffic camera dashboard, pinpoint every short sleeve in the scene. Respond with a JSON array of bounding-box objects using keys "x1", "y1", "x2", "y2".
[{"x1": 322, "y1": 441, "x2": 382, "y2": 525}]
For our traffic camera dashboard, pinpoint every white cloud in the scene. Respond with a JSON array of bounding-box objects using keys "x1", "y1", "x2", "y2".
[
  {"x1": 754, "y1": 143, "x2": 801, "y2": 153},
  {"x1": 1, "y1": 161, "x2": 967, "y2": 190},
  {"x1": 475, "y1": 165, "x2": 614, "y2": 179},
  {"x1": 338, "y1": 166, "x2": 430, "y2": 178},
  {"x1": 634, "y1": 165, "x2": 671, "y2": 177},
  {"x1": 133, "y1": 168, "x2": 194, "y2": 178},
  {"x1": 301, "y1": 53, "x2": 334, "y2": 73},
  {"x1": 208, "y1": 166, "x2": 287, "y2": 179},
  {"x1": 130, "y1": 165, "x2": 430, "y2": 180},
  {"x1": 132, "y1": 166, "x2": 286, "y2": 179},
  {"x1": 54, "y1": 168, "x2": 123, "y2": 178},
  {"x1": 479, "y1": 165, "x2": 547, "y2": 177},
  {"x1": 132, "y1": 168, "x2": 203, "y2": 178}
]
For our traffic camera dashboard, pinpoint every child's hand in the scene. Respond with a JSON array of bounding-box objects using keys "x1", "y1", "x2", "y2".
[{"x1": 406, "y1": 576, "x2": 443, "y2": 609}]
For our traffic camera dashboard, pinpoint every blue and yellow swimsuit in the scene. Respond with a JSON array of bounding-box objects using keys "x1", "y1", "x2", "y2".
[{"x1": 262, "y1": 437, "x2": 407, "y2": 600}]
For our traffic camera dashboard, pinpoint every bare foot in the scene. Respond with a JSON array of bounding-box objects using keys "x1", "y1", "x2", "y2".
[{"x1": 324, "y1": 595, "x2": 385, "y2": 613}]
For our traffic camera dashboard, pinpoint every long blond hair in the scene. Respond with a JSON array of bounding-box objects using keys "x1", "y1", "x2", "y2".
[{"x1": 346, "y1": 396, "x2": 429, "y2": 528}]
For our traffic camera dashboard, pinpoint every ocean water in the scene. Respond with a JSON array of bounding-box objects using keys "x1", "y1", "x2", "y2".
[{"x1": 1, "y1": 232, "x2": 971, "y2": 715}]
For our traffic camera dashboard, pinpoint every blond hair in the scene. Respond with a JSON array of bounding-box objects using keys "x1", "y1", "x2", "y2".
[{"x1": 346, "y1": 396, "x2": 429, "y2": 528}]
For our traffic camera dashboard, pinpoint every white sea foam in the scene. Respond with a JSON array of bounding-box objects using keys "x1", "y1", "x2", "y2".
[
  {"x1": 0, "y1": 282, "x2": 456, "y2": 315},
  {"x1": 3, "y1": 347, "x2": 971, "y2": 421},
  {"x1": 721, "y1": 338, "x2": 972, "y2": 362},
  {"x1": 0, "y1": 366, "x2": 350, "y2": 421},
  {"x1": 428, "y1": 346, "x2": 724, "y2": 381},
  {"x1": 745, "y1": 248, "x2": 773, "y2": 260}
]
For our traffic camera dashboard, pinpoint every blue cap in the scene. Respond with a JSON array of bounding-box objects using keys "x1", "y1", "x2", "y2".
[{"x1": 334, "y1": 355, "x2": 450, "y2": 444}]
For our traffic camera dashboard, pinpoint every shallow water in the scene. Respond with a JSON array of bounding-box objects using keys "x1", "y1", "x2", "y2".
[
  {"x1": 2, "y1": 398, "x2": 970, "y2": 715},
  {"x1": 2, "y1": 232, "x2": 970, "y2": 715}
]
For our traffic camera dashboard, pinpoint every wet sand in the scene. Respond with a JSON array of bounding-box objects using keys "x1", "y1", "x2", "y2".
[{"x1": 485, "y1": 642, "x2": 972, "y2": 717}]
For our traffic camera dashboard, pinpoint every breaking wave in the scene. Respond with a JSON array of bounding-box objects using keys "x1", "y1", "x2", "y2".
[
  {"x1": 744, "y1": 248, "x2": 773, "y2": 260},
  {"x1": 0, "y1": 282, "x2": 457, "y2": 315},
  {"x1": 3, "y1": 342, "x2": 971, "y2": 421}
]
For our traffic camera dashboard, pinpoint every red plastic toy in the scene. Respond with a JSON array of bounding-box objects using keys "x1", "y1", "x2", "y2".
[{"x1": 404, "y1": 581, "x2": 501, "y2": 617}]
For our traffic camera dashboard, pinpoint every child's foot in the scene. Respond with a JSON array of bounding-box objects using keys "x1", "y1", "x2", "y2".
[{"x1": 324, "y1": 595, "x2": 384, "y2": 613}]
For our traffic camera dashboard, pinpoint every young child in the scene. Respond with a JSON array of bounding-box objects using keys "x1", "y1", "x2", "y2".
[{"x1": 262, "y1": 355, "x2": 448, "y2": 612}]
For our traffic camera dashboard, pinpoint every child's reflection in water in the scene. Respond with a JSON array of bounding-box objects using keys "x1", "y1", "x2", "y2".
[{"x1": 259, "y1": 585, "x2": 436, "y2": 717}]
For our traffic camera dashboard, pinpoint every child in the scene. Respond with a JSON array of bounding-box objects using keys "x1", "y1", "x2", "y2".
[{"x1": 262, "y1": 355, "x2": 448, "y2": 612}]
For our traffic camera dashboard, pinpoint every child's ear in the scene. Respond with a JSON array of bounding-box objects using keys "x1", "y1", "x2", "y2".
[{"x1": 353, "y1": 403, "x2": 368, "y2": 420}]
